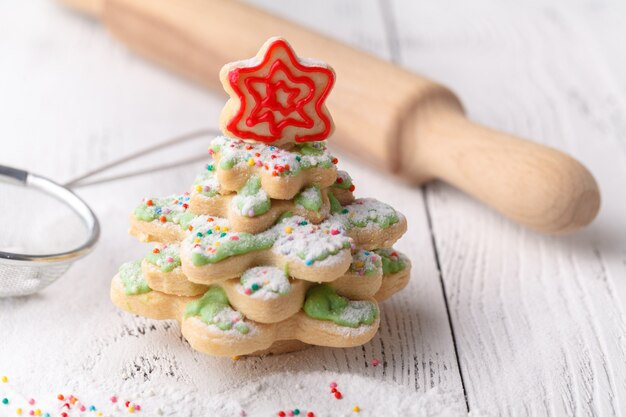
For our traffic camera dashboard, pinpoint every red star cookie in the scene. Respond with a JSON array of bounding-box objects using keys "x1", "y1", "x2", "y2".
[{"x1": 219, "y1": 37, "x2": 336, "y2": 145}]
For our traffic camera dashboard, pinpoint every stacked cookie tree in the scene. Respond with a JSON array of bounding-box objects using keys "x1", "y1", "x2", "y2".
[{"x1": 110, "y1": 38, "x2": 412, "y2": 357}]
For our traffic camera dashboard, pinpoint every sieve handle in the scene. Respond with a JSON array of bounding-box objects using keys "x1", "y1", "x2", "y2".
[{"x1": 0, "y1": 165, "x2": 28, "y2": 184}]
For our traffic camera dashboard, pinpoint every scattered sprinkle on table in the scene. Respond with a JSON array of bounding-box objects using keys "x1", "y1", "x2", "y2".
[{"x1": 0, "y1": 375, "x2": 148, "y2": 417}]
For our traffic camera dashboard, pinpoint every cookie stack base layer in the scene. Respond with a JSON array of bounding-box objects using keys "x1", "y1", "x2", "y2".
[{"x1": 110, "y1": 276, "x2": 382, "y2": 357}]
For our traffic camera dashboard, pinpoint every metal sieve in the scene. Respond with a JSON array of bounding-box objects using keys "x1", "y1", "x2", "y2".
[
  {"x1": 0, "y1": 128, "x2": 219, "y2": 297},
  {"x1": 0, "y1": 165, "x2": 99, "y2": 297}
]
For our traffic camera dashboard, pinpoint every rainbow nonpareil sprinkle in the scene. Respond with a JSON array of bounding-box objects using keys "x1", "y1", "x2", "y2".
[{"x1": 0, "y1": 375, "x2": 144, "y2": 417}]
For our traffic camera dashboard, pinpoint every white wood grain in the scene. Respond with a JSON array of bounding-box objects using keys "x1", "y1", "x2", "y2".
[
  {"x1": 388, "y1": 1, "x2": 626, "y2": 416},
  {"x1": 0, "y1": 0, "x2": 465, "y2": 414},
  {"x1": 4, "y1": 0, "x2": 626, "y2": 415}
]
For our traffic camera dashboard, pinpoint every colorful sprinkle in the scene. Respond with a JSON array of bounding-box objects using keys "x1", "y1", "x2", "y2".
[
  {"x1": 371, "y1": 358, "x2": 380, "y2": 367},
  {"x1": 353, "y1": 406, "x2": 360, "y2": 412},
  {"x1": 1, "y1": 376, "x2": 7, "y2": 383},
  {"x1": 2, "y1": 398, "x2": 8, "y2": 405}
]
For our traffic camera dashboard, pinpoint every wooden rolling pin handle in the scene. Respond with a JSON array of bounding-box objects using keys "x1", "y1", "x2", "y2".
[{"x1": 402, "y1": 96, "x2": 601, "y2": 233}]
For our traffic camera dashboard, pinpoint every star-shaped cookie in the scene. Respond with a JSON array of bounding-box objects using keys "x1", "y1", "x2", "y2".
[{"x1": 220, "y1": 37, "x2": 335, "y2": 145}]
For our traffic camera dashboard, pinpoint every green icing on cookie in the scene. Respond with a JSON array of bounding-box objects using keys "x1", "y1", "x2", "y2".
[
  {"x1": 297, "y1": 142, "x2": 325, "y2": 156},
  {"x1": 328, "y1": 192, "x2": 343, "y2": 214},
  {"x1": 333, "y1": 170, "x2": 354, "y2": 190},
  {"x1": 185, "y1": 286, "x2": 249, "y2": 334},
  {"x1": 294, "y1": 185, "x2": 322, "y2": 212},
  {"x1": 208, "y1": 142, "x2": 222, "y2": 153},
  {"x1": 332, "y1": 198, "x2": 399, "y2": 229},
  {"x1": 193, "y1": 170, "x2": 220, "y2": 197},
  {"x1": 133, "y1": 193, "x2": 196, "y2": 230},
  {"x1": 376, "y1": 248, "x2": 408, "y2": 275},
  {"x1": 231, "y1": 174, "x2": 271, "y2": 217},
  {"x1": 219, "y1": 156, "x2": 237, "y2": 170},
  {"x1": 190, "y1": 231, "x2": 274, "y2": 266},
  {"x1": 303, "y1": 285, "x2": 378, "y2": 328},
  {"x1": 145, "y1": 244, "x2": 181, "y2": 273},
  {"x1": 350, "y1": 250, "x2": 382, "y2": 276},
  {"x1": 119, "y1": 260, "x2": 151, "y2": 295},
  {"x1": 189, "y1": 215, "x2": 351, "y2": 267}
]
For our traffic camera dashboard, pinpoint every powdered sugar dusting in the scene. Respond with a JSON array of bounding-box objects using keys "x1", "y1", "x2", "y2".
[
  {"x1": 192, "y1": 170, "x2": 221, "y2": 197},
  {"x1": 350, "y1": 250, "x2": 382, "y2": 276},
  {"x1": 186, "y1": 214, "x2": 351, "y2": 268},
  {"x1": 272, "y1": 216, "x2": 351, "y2": 265},
  {"x1": 230, "y1": 184, "x2": 270, "y2": 217},
  {"x1": 331, "y1": 198, "x2": 400, "y2": 229},
  {"x1": 238, "y1": 266, "x2": 291, "y2": 299},
  {"x1": 0, "y1": 371, "x2": 476, "y2": 417},
  {"x1": 210, "y1": 136, "x2": 335, "y2": 176}
]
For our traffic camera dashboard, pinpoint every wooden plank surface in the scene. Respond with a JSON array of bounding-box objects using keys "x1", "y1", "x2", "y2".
[
  {"x1": 0, "y1": 1, "x2": 466, "y2": 415},
  {"x1": 386, "y1": 1, "x2": 626, "y2": 416}
]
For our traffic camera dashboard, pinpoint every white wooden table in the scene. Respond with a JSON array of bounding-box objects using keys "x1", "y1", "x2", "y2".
[{"x1": 2, "y1": 1, "x2": 626, "y2": 416}]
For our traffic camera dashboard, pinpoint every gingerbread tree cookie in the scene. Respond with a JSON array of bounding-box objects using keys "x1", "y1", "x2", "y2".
[{"x1": 110, "y1": 37, "x2": 412, "y2": 357}]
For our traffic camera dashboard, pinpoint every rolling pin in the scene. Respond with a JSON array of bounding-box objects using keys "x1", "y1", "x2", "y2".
[{"x1": 61, "y1": 0, "x2": 601, "y2": 233}]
